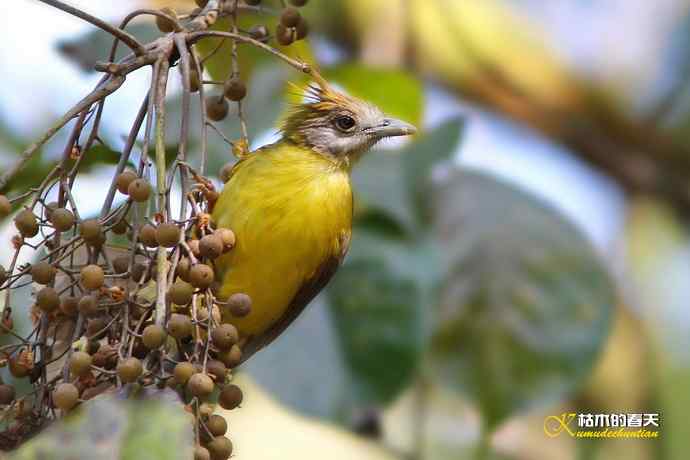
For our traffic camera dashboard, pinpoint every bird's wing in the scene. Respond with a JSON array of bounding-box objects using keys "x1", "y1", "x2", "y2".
[{"x1": 239, "y1": 231, "x2": 351, "y2": 363}]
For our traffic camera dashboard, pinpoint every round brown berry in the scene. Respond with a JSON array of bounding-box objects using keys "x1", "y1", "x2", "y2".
[
  {"x1": 174, "y1": 361, "x2": 196, "y2": 385},
  {"x1": 116, "y1": 170, "x2": 138, "y2": 195},
  {"x1": 142, "y1": 324, "x2": 167, "y2": 349},
  {"x1": 206, "y1": 96, "x2": 229, "y2": 122},
  {"x1": 0, "y1": 195, "x2": 11, "y2": 218},
  {"x1": 79, "y1": 219, "x2": 102, "y2": 244},
  {"x1": 281, "y1": 7, "x2": 301, "y2": 27},
  {"x1": 113, "y1": 255, "x2": 130, "y2": 274},
  {"x1": 15, "y1": 209, "x2": 38, "y2": 238},
  {"x1": 36, "y1": 287, "x2": 59, "y2": 313},
  {"x1": 139, "y1": 223, "x2": 158, "y2": 247},
  {"x1": 117, "y1": 357, "x2": 143, "y2": 383},
  {"x1": 219, "y1": 163, "x2": 234, "y2": 183},
  {"x1": 81, "y1": 264, "x2": 104, "y2": 290},
  {"x1": 189, "y1": 264, "x2": 214, "y2": 289},
  {"x1": 218, "y1": 344, "x2": 243, "y2": 368},
  {"x1": 206, "y1": 359, "x2": 227, "y2": 384},
  {"x1": 176, "y1": 258, "x2": 191, "y2": 282},
  {"x1": 199, "y1": 234, "x2": 223, "y2": 259},
  {"x1": 60, "y1": 295, "x2": 79, "y2": 317},
  {"x1": 276, "y1": 23, "x2": 294, "y2": 46},
  {"x1": 168, "y1": 280, "x2": 194, "y2": 305},
  {"x1": 78, "y1": 293, "x2": 98, "y2": 317},
  {"x1": 218, "y1": 384, "x2": 243, "y2": 410},
  {"x1": 214, "y1": 228, "x2": 236, "y2": 252},
  {"x1": 49, "y1": 208, "x2": 75, "y2": 232},
  {"x1": 69, "y1": 351, "x2": 92, "y2": 377},
  {"x1": 156, "y1": 223, "x2": 181, "y2": 248},
  {"x1": 156, "y1": 7, "x2": 177, "y2": 33},
  {"x1": 31, "y1": 262, "x2": 56, "y2": 285},
  {"x1": 111, "y1": 218, "x2": 129, "y2": 235},
  {"x1": 53, "y1": 383, "x2": 79, "y2": 411},
  {"x1": 188, "y1": 239, "x2": 201, "y2": 257},
  {"x1": 248, "y1": 25, "x2": 269, "y2": 43},
  {"x1": 207, "y1": 436, "x2": 233, "y2": 460},
  {"x1": 168, "y1": 313, "x2": 192, "y2": 339},
  {"x1": 187, "y1": 373, "x2": 214, "y2": 398},
  {"x1": 224, "y1": 78, "x2": 247, "y2": 102},
  {"x1": 227, "y1": 293, "x2": 252, "y2": 317},
  {"x1": 194, "y1": 446, "x2": 211, "y2": 460},
  {"x1": 211, "y1": 324, "x2": 238, "y2": 351},
  {"x1": 128, "y1": 179, "x2": 151, "y2": 203},
  {"x1": 295, "y1": 17, "x2": 309, "y2": 40},
  {"x1": 207, "y1": 414, "x2": 227, "y2": 436}
]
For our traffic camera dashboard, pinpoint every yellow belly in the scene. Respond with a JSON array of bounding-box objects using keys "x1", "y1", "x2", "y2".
[{"x1": 212, "y1": 143, "x2": 352, "y2": 337}]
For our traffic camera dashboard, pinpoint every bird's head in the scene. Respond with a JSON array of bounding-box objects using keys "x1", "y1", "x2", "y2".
[{"x1": 281, "y1": 72, "x2": 416, "y2": 162}]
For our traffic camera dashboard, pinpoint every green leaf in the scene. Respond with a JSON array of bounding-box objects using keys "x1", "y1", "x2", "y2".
[
  {"x1": 428, "y1": 169, "x2": 614, "y2": 430},
  {"x1": 8, "y1": 392, "x2": 193, "y2": 460},
  {"x1": 402, "y1": 117, "x2": 463, "y2": 224},
  {"x1": 327, "y1": 257, "x2": 423, "y2": 406},
  {"x1": 324, "y1": 65, "x2": 424, "y2": 129}
]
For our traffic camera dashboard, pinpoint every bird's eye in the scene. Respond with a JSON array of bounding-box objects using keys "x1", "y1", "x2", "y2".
[{"x1": 334, "y1": 115, "x2": 356, "y2": 132}]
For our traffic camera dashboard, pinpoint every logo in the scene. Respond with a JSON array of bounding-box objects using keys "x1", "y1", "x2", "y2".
[{"x1": 544, "y1": 413, "x2": 660, "y2": 439}]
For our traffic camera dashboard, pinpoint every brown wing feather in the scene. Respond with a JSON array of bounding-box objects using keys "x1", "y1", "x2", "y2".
[{"x1": 239, "y1": 232, "x2": 350, "y2": 363}]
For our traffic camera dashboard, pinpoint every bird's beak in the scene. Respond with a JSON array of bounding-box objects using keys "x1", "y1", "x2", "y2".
[{"x1": 370, "y1": 118, "x2": 417, "y2": 138}]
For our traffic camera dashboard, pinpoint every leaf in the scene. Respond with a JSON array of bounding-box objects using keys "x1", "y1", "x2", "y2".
[
  {"x1": 401, "y1": 117, "x2": 463, "y2": 224},
  {"x1": 428, "y1": 169, "x2": 614, "y2": 430},
  {"x1": 8, "y1": 392, "x2": 193, "y2": 460},
  {"x1": 352, "y1": 119, "x2": 463, "y2": 236},
  {"x1": 327, "y1": 257, "x2": 423, "y2": 406}
]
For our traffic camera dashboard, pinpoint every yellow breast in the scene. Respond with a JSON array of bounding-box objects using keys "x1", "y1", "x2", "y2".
[{"x1": 212, "y1": 142, "x2": 353, "y2": 337}]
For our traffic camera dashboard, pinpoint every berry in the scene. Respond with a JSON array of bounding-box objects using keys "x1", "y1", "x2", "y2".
[
  {"x1": 128, "y1": 179, "x2": 151, "y2": 202},
  {"x1": 206, "y1": 359, "x2": 227, "y2": 384},
  {"x1": 248, "y1": 25, "x2": 269, "y2": 43},
  {"x1": 295, "y1": 17, "x2": 309, "y2": 40},
  {"x1": 211, "y1": 324, "x2": 238, "y2": 351},
  {"x1": 176, "y1": 257, "x2": 191, "y2": 282},
  {"x1": 142, "y1": 324, "x2": 167, "y2": 349},
  {"x1": 187, "y1": 373, "x2": 214, "y2": 398},
  {"x1": 81, "y1": 264, "x2": 104, "y2": 290},
  {"x1": 117, "y1": 357, "x2": 143, "y2": 383},
  {"x1": 199, "y1": 234, "x2": 223, "y2": 259},
  {"x1": 276, "y1": 24, "x2": 294, "y2": 46},
  {"x1": 227, "y1": 293, "x2": 251, "y2": 317},
  {"x1": 174, "y1": 361, "x2": 196, "y2": 385},
  {"x1": 60, "y1": 295, "x2": 79, "y2": 317},
  {"x1": 31, "y1": 262, "x2": 56, "y2": 285},
  {"x1": 188, "y1": 239, "x2": 201, "y2": 257},
  {"x1": 219, "y1": 163, "x2": 234, "y2": 183},
  {"x1": 156, "y1": 7, "x2": 177, "y2": 33},
  {"x1": 218, "y1": 384, "x2": 243, "y2": 410},
  {"x1": 53, "y1": 383, "x2": 79, "y2": 411},
  {"x1": 217, "y1": 344, "x2": 242, "y2": 368},
  {"x1": 113, "y1": 255, "x2": 130, "y2": 274},
  {"x1": 281, "y1": 7, "x2": 301, "y2": 28},
  {"x1": 207, "y1": 414, "x2": 227, "y2": 436},
  {"x1": 214, "y1": 228, "x2": 236, "y2": 252},
  {"x1": 190, "y1": 264, "x2": 214, "y2": 289},
  {"x1": 206, "y1": 96, "x2": 229, "y2": 122},
  {"x1": 69, "y1": 351, "x2": 92, "y2": 377},
  {"x1": 116, "y1": 170, "x2": 138, "y2": 195},
  {"x1": 168, "y1": 313, "x2": 192, "y2": 339},
  {"x1": 36, "y1": 287, "x2": 59, "y2": 313},
  {"x1": 86, "y1": 317, "x2": 108, "y2": 339},
  {"x1": 139, "y1": 223, "x2": 158, "y2": 247},
  {"x1": 224, "y1": 78, "x2": 247, "y2": 102},
  {"x1": 111, "y1": 218, "x2": 129, "y2": 235},
  {"x1": 194, "y1": 446, "x2": 211, "y2": 460},
  {"x1": 49, "y1": 208, "x2": 75, "y2": 232},
  {"x1": 0, "y1": 384, "x2": 15, "y2": 405},
  {"x1": 156, "y1": 222, "x2": 181, "y2": 248},
  {"x1": 206, "y1": 436, "x2": 233, "y2": 460},
  {"x1": 14, "y1": 209, "x2": 38, "y2": 238},
  {"x1": 79, "y1": 219, "x2": 102, "y2": 244},
  {"x1": 0, "y1": 195, "x2": 11, "y2": 217},
  {"x1": 168, "y1": 281, "x2": 194, "y2": 305}
]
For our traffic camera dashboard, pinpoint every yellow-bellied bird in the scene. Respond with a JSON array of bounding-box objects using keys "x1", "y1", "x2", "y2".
[{"x1": 212, "y1": 74, "x2": 416, "y2": 361}]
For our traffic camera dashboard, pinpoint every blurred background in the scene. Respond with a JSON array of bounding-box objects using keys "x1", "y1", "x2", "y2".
[{"x1": 1, "y1": 0, "x2": 689, "y2": 459}]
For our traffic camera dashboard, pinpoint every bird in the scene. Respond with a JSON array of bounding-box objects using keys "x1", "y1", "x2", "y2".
[{"x1": 212, "y1": 72, "x2": 416, "y2": 362}]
